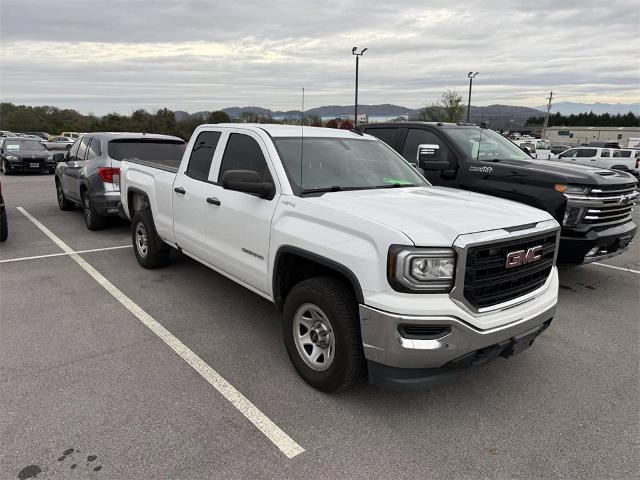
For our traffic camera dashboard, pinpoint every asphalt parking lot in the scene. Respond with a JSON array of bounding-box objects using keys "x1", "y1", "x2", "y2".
[{"x1": 1, "y1": 173, "x2": 638, "y2": 479}]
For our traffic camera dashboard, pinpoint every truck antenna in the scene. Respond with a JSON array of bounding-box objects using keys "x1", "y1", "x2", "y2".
[{"x1": 300, "y1": 87, "x2": 304, "y2": 193}]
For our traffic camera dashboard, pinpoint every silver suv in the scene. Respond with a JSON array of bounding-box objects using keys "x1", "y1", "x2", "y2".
[{"x1": 55, "y1": 133, "x2": 185, "y2": 230}]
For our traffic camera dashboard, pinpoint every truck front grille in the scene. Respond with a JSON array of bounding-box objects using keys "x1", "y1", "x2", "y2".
[
  {"x1": 567, "y1": 182, "x2": 638, "y2": 229},
  {"x1": 463, "y1": 232, "x2": 557, "y2": 309}
]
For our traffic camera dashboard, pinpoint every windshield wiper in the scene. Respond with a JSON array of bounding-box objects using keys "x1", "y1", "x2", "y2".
[
  {"x1": 300, "y1": 186, "x2": 344, "y2": 194},
  {"x1": 371, "y1": 183, "x2": 418, "y2": 189}
]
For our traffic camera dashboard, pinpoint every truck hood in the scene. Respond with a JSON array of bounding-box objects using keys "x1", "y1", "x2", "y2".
[
  {"x1": 490, "y1": 158, "x2": 636, "y2": 186},
  {"x1": 312, "y1": 186, "x2": 555, "y2": 246}
]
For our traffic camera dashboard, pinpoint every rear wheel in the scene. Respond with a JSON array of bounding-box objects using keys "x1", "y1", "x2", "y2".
[
  {"x1": 55, "y1": 180, "x2": 74, "y2": 211},
  {"x1": 81, "y1": 190, "x2": 106, "y2": 230},
  {"x1": 283, "y1": 276, "x2": 363, "y2": 392},
  {"x1": 131, "y1": 209, "x2": 170, "y2": 269}
]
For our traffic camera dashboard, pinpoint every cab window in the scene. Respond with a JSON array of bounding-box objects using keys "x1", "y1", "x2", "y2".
[
  {"x1": 402, "y1": 129, "x2": 450, "y2": 164},
  {"x1": 186, "y1": 131, "x2": 221, "y2": 181},
  {"x1": 218, "y1": 134, "x2": 272, "y2": 183}
]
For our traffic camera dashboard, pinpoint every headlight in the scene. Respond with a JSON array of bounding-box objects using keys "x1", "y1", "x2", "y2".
[
  {"x1": 555, "y1": 184, "x2": 588, "y2": 194},
  {"x1": 387, "y1": 246, "x2": 456, "y2": 293},
  {"x1": 5, "y1": 155, "x2": 19, "y2": 161}
]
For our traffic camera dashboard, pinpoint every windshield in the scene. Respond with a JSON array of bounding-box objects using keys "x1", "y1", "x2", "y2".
[
  {"x1": 447, "y1": 128, "x2": 532, "y2": 161},
  {"x1": 108, "y1": 139, "x2": 185, "y2": 161},
  {"x1": 273, "y1": 137, "x2": 428, "y2": 194},
  {"x1": 4, "y1": 140, "x2": 46, "y2": 151}
]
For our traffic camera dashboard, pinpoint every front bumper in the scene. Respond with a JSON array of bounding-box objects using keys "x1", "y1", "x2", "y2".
[
  {"x1": 361, "y1": 303, "x2": 554, "y2": 390},
  {"x1": 4, "y1": 160, "x2": 54, "y2": 172},
  {"x1": 558, "y1": 221, "x2": 636, "y2": 264}
]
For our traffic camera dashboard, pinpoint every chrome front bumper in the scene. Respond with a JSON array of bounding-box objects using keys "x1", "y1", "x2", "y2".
[{"x1": 359, "y1": 301, "x2": 556, "y2": 370}]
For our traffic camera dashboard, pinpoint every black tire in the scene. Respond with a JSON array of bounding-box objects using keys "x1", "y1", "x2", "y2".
[
  {"x1": 0, "y1": 211, "x2": 8, "y2": 242},
  {"x1": 282, "y1": 276, "x2": 363, "y2": 392},
  {"x1": 55, "y1": 179, "x2": 74, "y2": 211},
  {"x1": 1, "y1": 160, "x2": 11, "y2": 175},
  {"x1": 81, "y1": 190, "x2": 106, "y2": 230},
  {"x1": 131, "y1": 209, "x2": 171, "y2": 269}
]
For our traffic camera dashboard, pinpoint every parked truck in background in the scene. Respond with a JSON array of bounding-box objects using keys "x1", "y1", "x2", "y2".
[
  {"x1": 121, "y1": 124, "x2": 559, "y2": 391},
  {"x1": 362, "y1": 122, "x2": 638, "y2": 265}
]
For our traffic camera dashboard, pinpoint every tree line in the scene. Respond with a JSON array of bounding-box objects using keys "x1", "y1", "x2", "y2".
[
  {"x1": 526, "y1": 111, "x2": 639, "y2": 127},
  {"x1": 0, "y1": 103, "x2": 355, "y2": 140}
]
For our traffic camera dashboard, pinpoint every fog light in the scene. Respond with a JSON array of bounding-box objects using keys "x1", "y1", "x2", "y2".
[{"x1": 586, "y1": 247, "x2": 598, "y2": 257}]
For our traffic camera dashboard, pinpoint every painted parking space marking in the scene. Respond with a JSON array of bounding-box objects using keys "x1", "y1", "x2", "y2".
[
  {"x1": 0, "y1": 245, "x2": 132, "y2": 264},
  {"x1": 16, "y1": 206, "x2": 305, "y2": 459},
  {"x1": 591, "y1": 262, "x2": 640, "y2": 275}
]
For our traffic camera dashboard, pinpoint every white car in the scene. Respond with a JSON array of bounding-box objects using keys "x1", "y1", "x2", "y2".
[
  {"x1": 513, "y1": 139, "x2": 552, "y2": 159},
  {"x1": 121, "y1": 124, "x2": 559, "y2": 392},
  {"x1": 556, "y1": 147, "x2": 640, "y2": 177}
]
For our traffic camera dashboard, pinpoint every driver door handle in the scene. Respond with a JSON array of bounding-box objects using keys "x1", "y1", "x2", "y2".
[
  {"x1": 206, "y1": 197, "x2": 221, "y2": 206},
  {"x1": 174, "y1": 187, "x2": 186, "y2": 194}
]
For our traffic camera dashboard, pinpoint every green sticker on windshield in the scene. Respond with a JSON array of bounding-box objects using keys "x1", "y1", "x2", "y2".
[{"x1": 383, "y1": 178, "x2": 413, "y2": 185}]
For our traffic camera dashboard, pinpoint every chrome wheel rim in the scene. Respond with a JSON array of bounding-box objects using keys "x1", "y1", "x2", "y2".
[
  {"x1": 135, "y1": 222, "x2": 148, "y2": 257},
  {"x1": 293, "y1": 303, "x2": 335, "y2": 371}
]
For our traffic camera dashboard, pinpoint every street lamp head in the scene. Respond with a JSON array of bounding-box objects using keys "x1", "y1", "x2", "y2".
[
  {"x1": 468, "y1": 71, "x2": 473, "y2": 77},
  {"x1": 361, "y1": 48, "x2": 368, "y2": 54},
  {"x1": 352, "y1": 47, "x2": 358, "y2": 54}
]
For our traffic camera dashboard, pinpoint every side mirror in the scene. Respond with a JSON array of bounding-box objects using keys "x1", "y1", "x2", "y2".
[
  {"x1": 222, "y1": 169, "x2": 273, "y2": 198},
  {"x1": 66, "y1": 144, "x2": 72, "y2": 150},
  {"x1": 521, "y1": 146, "x2": 535, "y2": 158},
  {"x1": 417, "y1": 144, "x2": 450, "y2": 170},
  {"x1": 53, "y1": 153, "x2": 65, "y2": 162}
]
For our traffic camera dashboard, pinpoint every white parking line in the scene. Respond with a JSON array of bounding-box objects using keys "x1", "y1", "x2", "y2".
[
  {"x1": 0, "y1": 245, "x2": 132, "y2": 264},
  {"x1": 591, "y1": 262, "x2": 640, "y2": 275},
  {"x1": 16, "y1": 207, "x2": 305, "y2": 459}
]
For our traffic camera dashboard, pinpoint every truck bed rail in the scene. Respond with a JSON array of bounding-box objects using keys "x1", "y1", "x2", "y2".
[{"x1": 122, "y1": 157, "x2": 180, "y2": 173}]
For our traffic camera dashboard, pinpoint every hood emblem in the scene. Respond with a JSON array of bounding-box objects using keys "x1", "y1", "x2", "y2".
[{"x1": 505, "y1": 246, "x2": 543, "y2": 268}]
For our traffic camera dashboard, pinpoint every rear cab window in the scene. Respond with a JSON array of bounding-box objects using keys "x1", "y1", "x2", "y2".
[{"x1": 185, "y1": 131, "x2": 221, "y2": 181}]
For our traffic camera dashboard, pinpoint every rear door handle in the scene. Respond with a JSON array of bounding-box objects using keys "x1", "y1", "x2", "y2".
[
  {"x1": 174, "y1": 187, "x2": 186, "y2": 194},
  {"x1": 206, "y1": 197, "x2": 221, "y2": 206}
]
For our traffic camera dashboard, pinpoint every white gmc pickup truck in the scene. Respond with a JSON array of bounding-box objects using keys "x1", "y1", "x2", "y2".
[{"x1": 121, "y1": 124, "x2": 560, "y2": 391}]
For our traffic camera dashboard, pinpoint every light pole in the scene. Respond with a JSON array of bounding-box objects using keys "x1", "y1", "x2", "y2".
[
  {"x1": 352, "y1": 47, "x2": 367, "y2": 126},
  {"x1": 542, "y1": 91, "x2": 554, "y2": 139},
  {"x1": 466, "y1": 72, "x2": 478, "y2": 122}
]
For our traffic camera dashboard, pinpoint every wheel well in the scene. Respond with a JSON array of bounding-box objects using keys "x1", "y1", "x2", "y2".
[
  {"x1": 611, "y1": 165, "x2": 629, "y2": 171},
  {"x1": 127, "y1": 189, "x2": 150, "y2": 219},
  {"x1": 273, "y1": 249, "x2": 363, "y2": 311}
]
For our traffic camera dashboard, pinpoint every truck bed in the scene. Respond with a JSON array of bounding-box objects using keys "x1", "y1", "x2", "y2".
[{"x1": 121, "y1": 157, "x2": 180, "y2": 173}]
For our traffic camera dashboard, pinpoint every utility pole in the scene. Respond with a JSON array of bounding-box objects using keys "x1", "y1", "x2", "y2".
[
  {"x1": 466, "y1": 72, "x2": 478, "y2": 122},
  {"x1": 542, "y1": 91, "x2": 554, "y2": 139},
  {"x1": 352, "y1": 47, "x2": 367, "y2": 126}
]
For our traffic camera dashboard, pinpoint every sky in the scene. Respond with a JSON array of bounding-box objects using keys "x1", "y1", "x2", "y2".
[{"x1": 1, "y1": 0, "x2": 639, "y2": 115}]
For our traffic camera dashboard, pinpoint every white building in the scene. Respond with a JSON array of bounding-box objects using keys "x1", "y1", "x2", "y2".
[{"x1": 545, "y1": 126, "x2": 640, "y2": 146}]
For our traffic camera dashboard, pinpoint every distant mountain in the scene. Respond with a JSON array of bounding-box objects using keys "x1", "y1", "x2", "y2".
[{"x1": 537, "y1": 102, "x2": 640, "y2": 116}]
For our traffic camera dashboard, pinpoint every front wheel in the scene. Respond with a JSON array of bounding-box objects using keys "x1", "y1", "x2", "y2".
[
  {"x1": 1, "y1": 160, "x2": 11, "y2": 175},
  {"x1": 56, "y1": 180, "x2": 74, "y2": 211},
  {"x1": 283, "y1": 276, "x2": 364, "y2": 392},
  {"x1": 131, "y1": 209, "x2": 170, "y2": 269}
]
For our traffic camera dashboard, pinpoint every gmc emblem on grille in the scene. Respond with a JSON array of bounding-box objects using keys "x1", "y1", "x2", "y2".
[{"x1": 505, "y1": 245, "x2": 543, "y2": 268}]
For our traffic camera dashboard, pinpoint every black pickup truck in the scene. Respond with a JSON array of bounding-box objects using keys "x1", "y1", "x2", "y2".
[{"x1": 362, "y1": 122, "x2": 638, "y2": 264}]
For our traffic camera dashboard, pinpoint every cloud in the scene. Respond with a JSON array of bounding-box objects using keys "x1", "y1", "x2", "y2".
[{"x1": 1, "y1": 0, "x2": 638, "y2": 114}]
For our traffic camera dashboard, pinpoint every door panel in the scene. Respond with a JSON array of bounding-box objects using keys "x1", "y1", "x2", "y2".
[
  {"x1": 201, "y1": 131, "x2": 278, "y2": 294},
  {"x1": 64, "y1": 137, "x2": 90, "y2": 200}
]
